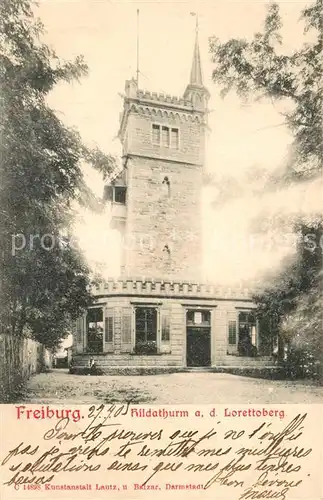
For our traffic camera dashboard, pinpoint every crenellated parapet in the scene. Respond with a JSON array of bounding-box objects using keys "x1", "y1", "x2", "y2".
[
  {"x1": 124, "y1": 78, "x2": 195, "y2": 109},
  {"x1": 118, "y1": 80, "x2": 207, "y2": 143},
  {"x1": 91, "y1": 278, "x2": 256, "y2": 302},
  {"x1": 136, "y1": 89, "x2": 193, "y2": 109}
]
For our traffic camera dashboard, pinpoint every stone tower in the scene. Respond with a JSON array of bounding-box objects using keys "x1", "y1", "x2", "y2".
[
  {"x1": 73, "y1": 25, "x2": 268, "y2": 372},
  {"x1": 105, "y1": 31, "x2": 210, "y2": 282}
]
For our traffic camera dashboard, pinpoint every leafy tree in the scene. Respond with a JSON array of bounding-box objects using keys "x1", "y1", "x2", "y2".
[
  {"x1": 280, "y1": 276, "x2": 323, "y2": 378},
  {"x1": 0, "y1": 0, "x2": 115, "y2": 348},
  {"x1": 209, "y1": 0, "x2": 322, "y2": 372},
  {"x1": 210, "y1": 0, "x2": 322, "y2": 179}
]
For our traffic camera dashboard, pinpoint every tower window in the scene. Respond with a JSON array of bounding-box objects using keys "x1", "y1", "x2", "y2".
[
  {"x1": 114, "y1": 186, "x2": 126, "y2": 204},
  {"x1": 104, "y1": 185, "x2": 127, "y2": 204},
  {"x1": 171, "y1": 128, "x2": 179, "y2": 149},
  {"x1": 152, "y1": 124, "x2": 161, "y2": 144},
  {"x1": 152, "y1": 124, "x2": 179, "y2": 149},
  {"x1": 162, "y1": 126, "x2": 170, "y2": 147}
]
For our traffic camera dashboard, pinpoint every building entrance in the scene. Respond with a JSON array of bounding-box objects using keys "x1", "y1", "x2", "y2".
[{"x1": 186, "y1": 310, "x2": 211, "y2": 367}]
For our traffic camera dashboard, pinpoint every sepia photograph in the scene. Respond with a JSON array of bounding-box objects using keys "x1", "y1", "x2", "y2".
[{"x1": 0, "y1": 0, "x2": 322, "y2": 406}]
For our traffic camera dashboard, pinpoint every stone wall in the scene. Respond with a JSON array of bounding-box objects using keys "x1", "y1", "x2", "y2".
[
  {"x1": 0, "y1": 334, "x2": 52, "y2": 402},
  {"x1": 123, "y1": 155, "x2": 202, "y2": 281},
  {"x1": 124, "y1": 108, "x2": 205, "y2": 165}
]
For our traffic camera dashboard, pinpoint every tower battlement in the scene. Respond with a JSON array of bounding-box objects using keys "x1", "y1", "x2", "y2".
[
  {"x1": 135, "y1": 88, "x2": 193, "y2": 109},
  {"x1": 123, "y1": 78, "x2": 208, "y2": 112}
]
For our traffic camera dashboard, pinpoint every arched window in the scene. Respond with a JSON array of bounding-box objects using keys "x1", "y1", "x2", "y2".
[{"x1": 162, "y1": 176, "x2": 171, "y2": 197}]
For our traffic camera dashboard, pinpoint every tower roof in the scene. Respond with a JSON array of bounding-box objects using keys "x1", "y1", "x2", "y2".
[
  {"x1": 184, "y1": 24, "x2": 209, "y2": 107},
  {"x1": 190, "y1": 31, "x2": 203, "y2": 87}
]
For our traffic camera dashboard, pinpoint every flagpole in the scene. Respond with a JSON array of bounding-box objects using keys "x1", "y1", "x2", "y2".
[
  {"x1": 190, "y1": 11, "x2": 199, "y2": 35},
  {"x1": 136, "y1": 9, "x2": 140, "y2": 87}
]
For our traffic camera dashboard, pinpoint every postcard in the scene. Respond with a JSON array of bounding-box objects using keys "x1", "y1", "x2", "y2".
[{"x1": 0, "y1": 0, "x2": 322, "y2": 498}]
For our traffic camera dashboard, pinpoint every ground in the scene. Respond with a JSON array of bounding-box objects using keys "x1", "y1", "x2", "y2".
[{"x1": 16, "y1": 369, "x2": 323, "y2": 404}]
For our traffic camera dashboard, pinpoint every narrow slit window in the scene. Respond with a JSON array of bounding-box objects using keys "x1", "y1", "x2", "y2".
[
  {"x1": 163, "y1": 244, "x2": 171, "y2": 258},
  {"x1": 162, "y1": 176, "x2": 171, "y2": 197}
]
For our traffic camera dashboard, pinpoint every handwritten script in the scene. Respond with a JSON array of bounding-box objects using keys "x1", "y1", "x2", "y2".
[{"x1": 0, "y1": 405, "x2": 316, "y2": 499}]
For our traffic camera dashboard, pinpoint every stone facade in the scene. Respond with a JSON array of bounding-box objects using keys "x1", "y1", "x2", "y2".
[
  {"x1": 124, "y1": 156, "x2": 202, "y2": 281},
  {"x1": 72, "y1": 32, "x2": 275, "y2": 372},
  {"x1": 73, "y1": 278, "x2": 273, "y2": 370}
]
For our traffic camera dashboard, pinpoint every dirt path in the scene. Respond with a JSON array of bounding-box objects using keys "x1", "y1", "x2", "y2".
[{"x1": 16, "y1": 369, "x2": 323, "y2": 404}]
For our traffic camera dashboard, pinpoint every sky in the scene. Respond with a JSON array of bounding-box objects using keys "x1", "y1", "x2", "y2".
[
  {"x1": 36, "y1": 0, "x2": 321, "y2": 285},
  {"x1": 40, "y1": 0, "x2": 304, "y2": 172}
]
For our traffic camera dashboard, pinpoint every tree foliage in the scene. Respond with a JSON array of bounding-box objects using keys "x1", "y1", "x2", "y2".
[
  {"x1": 209, "y1": 0, "x2": 322, "y2": 372},
  {"x1": 0, "y1": 0, "x2": 115, "y2": 348},
  {"x1": 210, "y1": 0, "x2": 322, "y2": 179}
]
